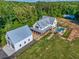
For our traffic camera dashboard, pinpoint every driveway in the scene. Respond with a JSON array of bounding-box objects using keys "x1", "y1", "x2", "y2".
[
  {"x1": 3, "y1": 44, "x2": 15, "y2": 57},
  {"x1": 0, "y1": 48, "x2": 10, "y2": 59}
]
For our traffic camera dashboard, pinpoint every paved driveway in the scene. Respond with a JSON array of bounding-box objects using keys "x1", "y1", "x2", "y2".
[
  {"x1": 3, "y1": 44, "x2": 15, "y2": 57},
  {"x1": 0, "y1": 47, "x2": 16, "y2": 59},
  {"x1": 0, "y1": 48, "x2": 10, "y2": 59}
]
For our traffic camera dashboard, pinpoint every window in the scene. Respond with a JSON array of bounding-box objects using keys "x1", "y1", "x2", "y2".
[
  {"x1": 8, "y1": 36, "x2": 10, "y2": 40},
  {"x1": 7, "y1": 40, "x2": 10, "y2": 45},
  {"x1": 11, "y1": 43, "x2": 14, "y2": 49},
  {"x1": 24, "y1": 41, "x2": 26, "y2": 44},
  {"x1": 19, "y1": 44, "x2": 21, "y2": 47},
  {"x1": 28, "y1": 39, "x2": 30, "y2": 41}
]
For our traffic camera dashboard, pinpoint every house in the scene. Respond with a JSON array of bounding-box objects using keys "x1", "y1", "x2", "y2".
[
  {"x1": 31, "y1": 16, "x2": 57, "y2": 34},
  {"x1": 6, "y1": 25, "x2": 33, "y2": 51}
]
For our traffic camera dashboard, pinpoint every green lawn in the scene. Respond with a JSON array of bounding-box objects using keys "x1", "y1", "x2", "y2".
[{"x1": 16, "y1": 34, "x2": 79, "y2": 59}]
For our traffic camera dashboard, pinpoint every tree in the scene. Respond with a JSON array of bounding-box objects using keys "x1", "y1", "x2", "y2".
[{"x1": 75, "y1": 11, "x2": 79, "y2": 20}]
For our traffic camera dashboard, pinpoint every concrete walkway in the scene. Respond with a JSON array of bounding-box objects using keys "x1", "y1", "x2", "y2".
[{"x1": 3, "y1": 44, "x2": 15, "y2": 57}]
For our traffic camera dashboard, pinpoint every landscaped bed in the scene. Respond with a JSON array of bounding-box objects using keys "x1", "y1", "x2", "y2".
[
  {"x1": 16, "y1": 34, "x2": 79, "y2": 59},
  {"x1": 63, "y1": 29, "x2": 71, "y2": 38}
]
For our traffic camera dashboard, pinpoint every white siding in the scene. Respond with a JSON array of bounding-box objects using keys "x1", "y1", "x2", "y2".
[
  {"x1": 14, "y1": 35, "x2": 33, "y2": 51},
  {"x1": 6, "y1": 34, "x2": 15, "y2": 49},
  {"x1": 52, "y1": 18, "x2": 57, "y2": 27},
  {"x1": 6, "y1": 34, "x2": 8, "y2": 41}
]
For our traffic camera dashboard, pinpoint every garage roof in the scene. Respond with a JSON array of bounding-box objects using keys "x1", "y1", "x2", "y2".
[{"x1": 6, "y1": 25, "x2": 32, "y2": 44}]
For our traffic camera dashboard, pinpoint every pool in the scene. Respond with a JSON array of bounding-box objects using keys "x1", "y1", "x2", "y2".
[{"x1": 56, "y1": 27, "x2": 65, "y2": 32}]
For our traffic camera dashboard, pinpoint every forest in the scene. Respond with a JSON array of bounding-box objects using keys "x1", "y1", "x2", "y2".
[{"x1": 0, "y1": 1, "x2": 79, "y2": 46}]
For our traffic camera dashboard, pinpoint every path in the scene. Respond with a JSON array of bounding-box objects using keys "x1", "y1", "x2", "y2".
[{"x1": 47, "y1": 33, "x2": 54, "y2": 40}]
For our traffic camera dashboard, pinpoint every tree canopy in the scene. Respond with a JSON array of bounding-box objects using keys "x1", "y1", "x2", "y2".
[{"x1": 0, "y1": 1, "x2": 79, "y2": 46}]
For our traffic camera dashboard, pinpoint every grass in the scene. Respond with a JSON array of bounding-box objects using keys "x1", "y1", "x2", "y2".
[
  {"x1": 16, "y1": 33, "x2": 79, "y2": 59},
  {"x1": 63, "y1": 29, "x2": 71, "y2": 38}
]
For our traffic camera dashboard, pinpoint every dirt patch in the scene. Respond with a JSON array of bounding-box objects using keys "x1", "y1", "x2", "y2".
[
  {"x1": 57, "y1": 17, "x2": 79, "y2": 28},
  {"x1": 67, "y1": 27, "x2": 79, "y2": 41}
]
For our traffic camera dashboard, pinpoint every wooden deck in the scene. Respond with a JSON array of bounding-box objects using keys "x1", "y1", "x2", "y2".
[
  {"x1": 32, "y1": 27, "x2": 55, "y2": 41},
  {"x1": 32, "y1": 31, "x2": 41, "y2": 40},
  {"x1": 32, "y1": 31, "x2": 51, "y2": 41}
]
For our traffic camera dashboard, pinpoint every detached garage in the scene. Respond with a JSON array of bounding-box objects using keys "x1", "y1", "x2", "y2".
[{"x1": 6, "y1": 25, "x2": 33, "y2": 51}]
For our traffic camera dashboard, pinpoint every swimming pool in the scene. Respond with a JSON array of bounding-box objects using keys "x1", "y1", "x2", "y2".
[{"x1": 56, "y1": 27, "x2": 65, "y2": 33}]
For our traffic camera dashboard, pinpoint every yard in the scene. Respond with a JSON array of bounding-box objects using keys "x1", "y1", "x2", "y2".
[{"x1": 16, "y1": 33, "x2": 79, "y2": 59}]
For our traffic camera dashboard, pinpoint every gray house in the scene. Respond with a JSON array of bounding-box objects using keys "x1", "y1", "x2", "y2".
[{"x1": 31, "y1": 16, "x2": 57, "y2": 34}]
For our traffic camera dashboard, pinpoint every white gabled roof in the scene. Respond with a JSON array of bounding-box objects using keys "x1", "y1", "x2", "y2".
[{"x1": 6, "y1": 25, "x2": 32, "y2": 44}]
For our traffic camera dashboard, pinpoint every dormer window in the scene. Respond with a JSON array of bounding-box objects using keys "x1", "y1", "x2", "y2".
[
  {"x1": 36, "y1": 26, "x2": 39, "y2": 28},
  {"x1": 8, "y1": 36, "x2": 10, "y2": 40}
]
